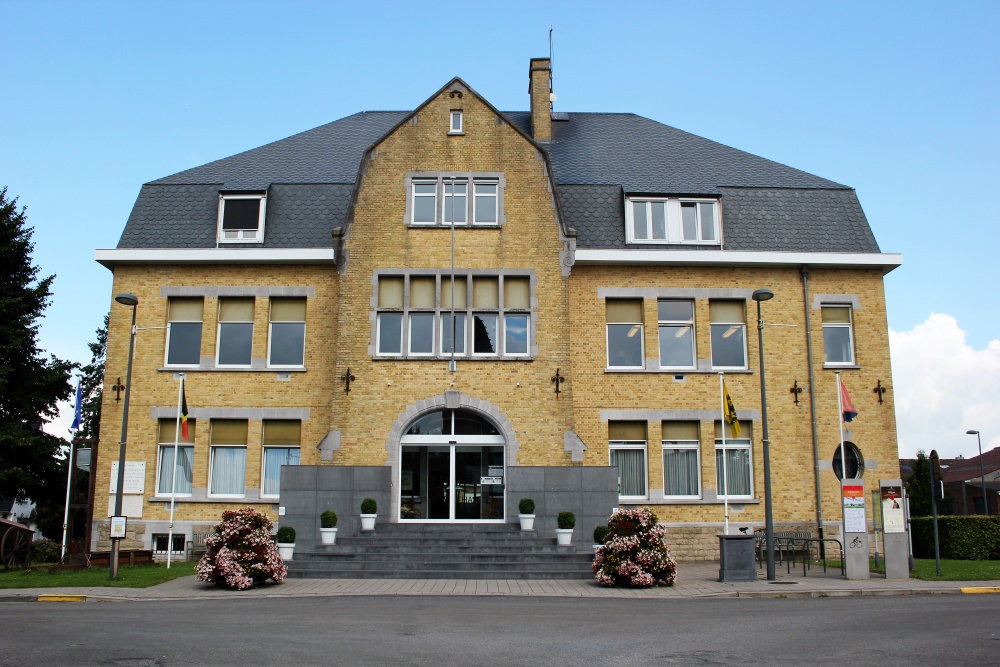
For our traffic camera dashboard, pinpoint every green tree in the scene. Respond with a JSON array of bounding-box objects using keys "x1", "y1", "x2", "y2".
[
  {"x1": 78, "y1": 314, "x2": 107, "y2": 440},
  {"x1": 906, "y1": 450, "x2": 933, "y2": 517},
  {"x1": 0, "y1": 187, "x2": 75, "y2": 502}
]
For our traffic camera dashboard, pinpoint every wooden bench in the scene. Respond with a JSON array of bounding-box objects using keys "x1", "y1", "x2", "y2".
[
  {"x1": 88, "y1": 549, "x2": 155, "y2": 567},
  {"x1": 186, "y1": 530, "x2": 212, "y2": 561},
  {"x1": 754, "y1": 530, "x2": 813, "y2": 566}
]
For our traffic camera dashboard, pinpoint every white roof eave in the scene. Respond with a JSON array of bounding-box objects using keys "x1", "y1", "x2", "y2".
[{"x1": 572, "y1": 249, "x2": 902, "y2": 274}]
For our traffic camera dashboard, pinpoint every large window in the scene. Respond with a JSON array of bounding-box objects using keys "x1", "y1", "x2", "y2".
[
  {"x1": 218, "y1": 193, "x2": 266, "y2": 243},
  {"x1": 165, "y1": 298, "x2": 203, "y2": 366},
  {"x1": 658, "y1": 300, "x2": 696, "y2": 369},
  {"x1": 217, "y1": 298, "x2": 254, "y2": 367},
  {"x1": 822, "y1": 305, "x2": 855, "y2": 365},
  {"x1": 606, "y1": 299, "x2": 644, "y2": 369},
  {"x1": 715, "y1": 420, "x2": 752, "y2": 499},
  {"x1": 261, "y1": 420, "x2": 300, "y2": 498},
  {"x1": 662, "y1": 422, "x2": 700, "y2": 498},
  {"x1": 268, "y1": 298, "x2": 306, "y2": 367},
  {"x1": 710, "y1": 300, "x2": 747, "y2": 369},
  {"x1": 155, "y1": 418, "x2": 195, "y2": 497},
  {"x1": 610, "y1": 421, "x2": 647, "y2": 500},
  {"x1": 407, "y1": 174, "x2": 504, "y2": 227},
  {"x1": 209, "y1": 420, "x2": 247, "y2": 497},
  {"x1": 625, "y1": 197, "x2": 719, "y2": 244},
  {"x1": 375, "y1": 273, "x2": 532, "y2": 359}
]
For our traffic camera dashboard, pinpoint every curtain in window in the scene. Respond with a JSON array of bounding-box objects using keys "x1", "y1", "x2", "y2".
[
  {"x1": 663, "y1": 448, "x2": 698, "y2": 496},
  {"x1": 715, "y1": 447, "x2": 751, "y2": 496},
  {"x1": 157, "y1": 446, "x2": 193, "y2": 495},
  {"x1": 611, "y1": 448, "x2": 646, "y2": 497},
  {"x1": 262, "y1": 448, "x2": 300, "y2": 496},
  {"x1": 211, "y1": 447, "x2": 246, "y2": 495}
]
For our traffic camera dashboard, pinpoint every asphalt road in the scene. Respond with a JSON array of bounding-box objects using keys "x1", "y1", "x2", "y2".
[{"x1": 3, "y1": 595, "x2": 998, "y2": 666}]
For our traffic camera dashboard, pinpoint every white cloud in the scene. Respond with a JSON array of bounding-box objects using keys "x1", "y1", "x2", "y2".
[{"x1": 890, "y1": 314, "x2": 1000, "y2": 459}]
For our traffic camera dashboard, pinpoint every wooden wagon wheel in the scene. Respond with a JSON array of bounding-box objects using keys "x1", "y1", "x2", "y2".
[{"x1": 1, "y1": 526, "x2": 32, "y2": 569}]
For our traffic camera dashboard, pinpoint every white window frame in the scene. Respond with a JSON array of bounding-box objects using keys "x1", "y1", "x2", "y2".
[
  {"x1": 714, "y1": 438, "x2": 753, "y2": 500},
  {"x1": 710, "y1": 303, "x2": 748, "y2": 371},
  {"x1": 208, "y1": 445, "x2": 247, "y2": 498},
  {"x1": 216, "y1": 299, "x2": 254, "y2": 368},
  {"x1": 472, "y1": 180, "x2": 499, "y2": 225},
  {"x1": 442, "y1": 179, "x2": 468, "y2": 225},
  {"x1": 439, "y1": 313, "x2": 467, "y2": 357},
  {"x1": 610, "y1": 440, "x2": 648, "y2": 500},
  {"x1": 217, "y1": 194, "x2": 266, "y2": 244},
  {"x1": 261, "y1": 446, "x2": 300, "y2": 499},
  {"x1": 164, "y1": 299, "x2": 203, "y2": 368},
  {"x1": 606, "y1": 301, "x2": 645, "y2": 370},
  {"x1": 155, "y1": 444, "x2": 194, "y2": 498},
  {"x1": 405, "y1": 173, "x2": 504, "y2": 227},
  {"x1": 408, "y1": 313, "x2": 436, "y2": 357},
  {"x1": 374, "y1": 272, "x2": 532, "y2": 360},
  {"x1": 267, "y1": 299, "x2": 306, "y2": 369},
  {"x1": 821, "y1": 304, "x2": 856, "y2": 366},
  {"x1": 449, "y1": 110, "x2": 463, "y2": 134},
  {"x1": 657, "y1": 299, "x2": 696, "y2": 370},
  {"x1": 151, "y1": 533, "x2": 186, "y2": 556},
  {"x1": 662, "y1": 440, "x2": 701, "y2": 499},
  {"x1": 624, "y1": 197, "x2": 721, "y2": 245}
]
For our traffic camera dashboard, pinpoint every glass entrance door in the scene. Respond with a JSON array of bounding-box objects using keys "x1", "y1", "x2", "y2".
[{"x1": 400, "y1": 444, "x2": 505, "y2": 521}]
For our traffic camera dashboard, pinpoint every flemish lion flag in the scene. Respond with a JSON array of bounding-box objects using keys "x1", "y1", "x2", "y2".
[
  {"x1": 723, "y1": 382, "x2": 741, "y2": 439},
  {"x1": 840, "y1": 380, "x2": 858, "y2": 423},
  {"x1": 180, "y1": 381, "x2": 190, "y2": 441}
]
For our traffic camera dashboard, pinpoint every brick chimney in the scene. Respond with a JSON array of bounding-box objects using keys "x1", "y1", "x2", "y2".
[{"x1": 528, "y1": 57, "x2": 552, "y2": 142}]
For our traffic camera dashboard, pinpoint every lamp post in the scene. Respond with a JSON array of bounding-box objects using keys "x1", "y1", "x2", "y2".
[
  {"x1": 966, "y1": 430, "x2": 989, "y2": 516},
  {"x1": 110, "y1": 292, "x2": 138, "y2": 579},
  {"x1": 752, "y1": 288, "x2": 776, "y2": 581}
]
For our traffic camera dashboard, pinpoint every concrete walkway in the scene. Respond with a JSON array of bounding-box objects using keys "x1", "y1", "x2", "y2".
[{"x1": 4, "y1": 560, "x2": 1000, "y2": 603}]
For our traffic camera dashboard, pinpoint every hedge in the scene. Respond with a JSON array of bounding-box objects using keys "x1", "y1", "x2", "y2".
[{"x1": 909, "y1": 516, "x2": 1000, "y2": 560}]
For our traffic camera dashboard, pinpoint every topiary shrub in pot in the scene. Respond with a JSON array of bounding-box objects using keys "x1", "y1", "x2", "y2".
[
  {"x1": 360, "y1": 498, "x2": 378, "y2": 531},
  {"x1": 196, "y1": 507, "x2": 287, "y2": 590},
  {"x1": 320, "y1": 510, "x2": 338, "y2": 545},
  {"x1": 517, "y1": 498, "x2": 535, "y2": 530},
  {"x1": 593, "y1": 525, "x2": 611, "y2": 546},
  {"x1": 593, "y1": 507, "x2": 677, "y2": 588},
  {"x1": 275, "y1": 525, "x2": 296, "y2": 561},
  {"x1": 555, "y1": 511, "x2": 575, "y2": 546}
]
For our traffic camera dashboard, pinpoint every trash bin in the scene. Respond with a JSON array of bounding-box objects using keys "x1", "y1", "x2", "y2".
[{"x1": 718, "y1": 534, "x2": 757, "y2": 582}]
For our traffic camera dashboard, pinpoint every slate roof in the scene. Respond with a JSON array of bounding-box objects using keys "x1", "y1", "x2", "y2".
[{"x1": 116, "y1": 105, "x2": 883, "y2": 255}]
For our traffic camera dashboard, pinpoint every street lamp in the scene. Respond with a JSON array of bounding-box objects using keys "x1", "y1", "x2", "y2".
[
  {"x1": 752, "y1": 288, "x2": 776, "y2": 581},
  {"x1": 966, "y1": 430, "x2": 989, "y2": 516},
  {"x1": 110, "y1": 292, "x2": 138, "y2": 579}
]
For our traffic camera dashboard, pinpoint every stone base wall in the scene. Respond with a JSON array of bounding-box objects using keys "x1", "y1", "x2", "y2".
[{"x1": 663, "y1": 522, "x2": 833, "y2": 561}]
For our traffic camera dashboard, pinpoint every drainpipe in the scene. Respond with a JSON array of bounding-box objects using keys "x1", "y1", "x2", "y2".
[{"x1": 801, "y1": 267, "x2": 825, "y2": 548}]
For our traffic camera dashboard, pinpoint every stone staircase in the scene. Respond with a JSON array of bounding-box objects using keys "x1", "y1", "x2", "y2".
[{"x1": 285, "y1": 523, "x2": 595, "y2": 579}]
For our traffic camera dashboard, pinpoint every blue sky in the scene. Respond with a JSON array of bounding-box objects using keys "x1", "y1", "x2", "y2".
[{"x1": 3, "y1": 1, "x2": 998, "y2": 458}]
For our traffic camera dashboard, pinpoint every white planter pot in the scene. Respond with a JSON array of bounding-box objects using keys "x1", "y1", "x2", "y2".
[
  {"x1": 319, "y1": 527, "x2": 338, "y2": 545},
  {"x1": 555, "y1": 529, "x2": 573, "y2": 546},
  {"x1": 518, "y1": 514, "x2": 535, "y2": 530},
  {"x1": 277, "y1": 542, "x2": 295, "y2": 560},
  {"x1": 360, "y1": 513, "x2": 377, "y2": 531}
]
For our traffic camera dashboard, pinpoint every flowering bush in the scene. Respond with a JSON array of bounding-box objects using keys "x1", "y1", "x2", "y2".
[
  {"x1": 593, "y1": 507, "x2": 677, "y2": 587},
  {"x1": 196, "y1": 507, "x2": 287, "y2": 590}
]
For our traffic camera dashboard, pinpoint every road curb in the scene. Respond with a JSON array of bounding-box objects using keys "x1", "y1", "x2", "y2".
[
  {"x1": 960, "y1": 586, "x2": 1000, "y2": 594},
  {"x1": 36, "y1": 594, "x2": 87, "y2": 603}
]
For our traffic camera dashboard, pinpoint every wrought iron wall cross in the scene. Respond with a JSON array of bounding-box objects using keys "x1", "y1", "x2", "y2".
[{"x1": 111, "y1": 377, "x2": 125, "y2": 402}]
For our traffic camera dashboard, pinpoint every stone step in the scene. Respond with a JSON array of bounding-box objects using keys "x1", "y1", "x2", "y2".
[
  {"x1": 287, "y1": 567, "x2": 594, "y2": 580},
  {"x1": 292, "y1": 551, "x2": 593, "y2": 563}
]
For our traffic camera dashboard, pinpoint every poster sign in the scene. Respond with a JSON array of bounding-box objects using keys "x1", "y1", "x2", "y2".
[
  {"x1": 110, "y1": 515, "x2": 127, "y2": 539},
  {"x1": 844, "y1": 507, "x2": 867, "y2": 533},
  {"x1": 843, "y1": 484, "x2": 865, "y2": 508},
  {"x1": 881, "y1": 486, "x2": 905, "y2": 534},
  {"x1": 110, "y1": 461, "x2": 146, "y2": 494}
]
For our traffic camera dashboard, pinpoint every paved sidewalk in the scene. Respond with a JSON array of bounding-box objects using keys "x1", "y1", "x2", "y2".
[{"x1": 4, "y1": 560, "x2": 1000, "y2": 603}]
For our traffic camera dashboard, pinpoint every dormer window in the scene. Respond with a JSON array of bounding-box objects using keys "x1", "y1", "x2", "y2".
[
  {"x1": 449, "y1": 110, "x2": 463, "y2": 134},
  {"x1": 625, "y1": 197, "x2": 719, "y2": 245},
  {"x1": 218, "y1": 193, "x2": 266, "y2": 243}
]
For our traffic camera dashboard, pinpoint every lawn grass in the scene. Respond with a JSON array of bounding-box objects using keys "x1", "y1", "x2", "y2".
[
  {"x1": 0, "y1": 560, "x2": 198, "y2": 589},
  {"x1": 819, "y1": 558, "x2": 1000, "y2": 581}
]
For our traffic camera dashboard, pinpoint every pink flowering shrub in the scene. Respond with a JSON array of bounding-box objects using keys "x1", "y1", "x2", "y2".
[
  {"x1": 593, "y1": 507, "x2": 677, "y2": 587},
  {"x1": 196, "y1": 507, "x2": 287, "y2": 590}
]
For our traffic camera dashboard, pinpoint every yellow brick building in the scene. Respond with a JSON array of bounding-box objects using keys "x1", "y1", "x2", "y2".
[{"x1": 92, "y1": 58, "x2": 900, "y2": 560}]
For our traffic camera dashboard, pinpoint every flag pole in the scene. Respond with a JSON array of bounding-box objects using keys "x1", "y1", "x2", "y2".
[
  {"x1": 61, "y1": 379, "x2": 83, "y2": 563},
  {"x1": 836, "y1": 371, "x2": 846, "y2": 483},
  {"x1": 167, "y1": 373, "x2": 185, "y2": 568},
  {"x1": 719, "y1": 373, "x2": 730, "y2": 535}
]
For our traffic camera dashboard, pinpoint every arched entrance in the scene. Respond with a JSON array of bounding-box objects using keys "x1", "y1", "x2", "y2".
[{"x1": 399, "y1": 409, "x2": 506, "y2": 522}]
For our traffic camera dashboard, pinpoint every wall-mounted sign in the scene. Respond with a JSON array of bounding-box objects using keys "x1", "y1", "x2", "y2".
[
  {"x1": 480, "y1": 476, "x2": 503, "y2": 485},
  {"x1": 843, "y1": 484, "x2": 865, "y2": 508},
  {"x1": 488, "y1": 466, "x2": 504, "y2": 477},
  {"x1": 110, "y1": 461, "x2": 146, "y2": 494}
]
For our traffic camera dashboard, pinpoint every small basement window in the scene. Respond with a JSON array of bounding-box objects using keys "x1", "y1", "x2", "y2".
[{"x1": 219, "y1": 193, "x2": 266, "y2": 243}]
